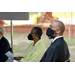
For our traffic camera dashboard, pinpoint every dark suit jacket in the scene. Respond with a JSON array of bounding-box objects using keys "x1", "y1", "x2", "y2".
[
  {"x1": 40, "y1": 37, "x2": 70, "y2": 62},
  {"x1": 0, "y1": 36, "x2": 10, "y2": 62}
]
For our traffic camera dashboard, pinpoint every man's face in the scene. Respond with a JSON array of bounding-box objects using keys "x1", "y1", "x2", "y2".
[
  {"x1": 0, "y1": 32, "x2": 3, "y2": 37},
  {"x1": 50, "y1": 22, "x2": 60, "y2": 34},
  {"x1": 50, "y1": 22, "x2": 58, "y2": 31}
]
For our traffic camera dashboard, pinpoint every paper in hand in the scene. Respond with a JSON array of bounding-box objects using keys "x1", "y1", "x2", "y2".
[
  {"x1": 5, "y1": 51, "x2": 14, "y2": 59},
  {"x1": 13, "y1": 60, "x2": 19, "y2": 62}
]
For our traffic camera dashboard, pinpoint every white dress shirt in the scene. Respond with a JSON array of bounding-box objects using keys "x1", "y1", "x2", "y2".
[{"x1": 52, "y1": 36, "x2": 63, "y2": 43}]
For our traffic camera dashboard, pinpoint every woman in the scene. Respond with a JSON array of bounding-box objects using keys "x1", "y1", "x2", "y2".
[{"x1": 14, "y1": 27, "x2": 46, "y2": 62}]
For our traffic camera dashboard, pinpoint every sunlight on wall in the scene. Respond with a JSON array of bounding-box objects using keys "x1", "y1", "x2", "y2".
[
  {"x1": 3, "y1": 12, "x2": 75, "y2": 25},
  {"x1": 52, "y1": 12, "x2": 75, "y2": 24}
]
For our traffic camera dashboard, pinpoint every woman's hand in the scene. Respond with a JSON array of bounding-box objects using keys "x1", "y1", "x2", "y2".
[{"x1": 14, "y1": 57, "x2": 23, "y2": 61}]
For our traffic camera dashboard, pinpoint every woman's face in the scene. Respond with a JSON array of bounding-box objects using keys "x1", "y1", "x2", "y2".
[{"x1": 31, "y1": 29, "x2": 38, "y2": 40}]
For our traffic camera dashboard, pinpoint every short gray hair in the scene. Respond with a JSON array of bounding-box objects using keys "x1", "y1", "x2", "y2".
[{"x1": 0, "y1": 26, "x2": 4, "y2": 35}]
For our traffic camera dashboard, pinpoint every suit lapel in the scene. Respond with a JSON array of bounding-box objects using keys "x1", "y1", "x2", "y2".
[{"x1": 51, "y1": 37, "x2": 63, "y2": 45}]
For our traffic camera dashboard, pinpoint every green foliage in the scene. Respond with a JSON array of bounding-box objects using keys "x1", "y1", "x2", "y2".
[{"x1": 64, "y1": 38, "x2": 75, "y2": 46}]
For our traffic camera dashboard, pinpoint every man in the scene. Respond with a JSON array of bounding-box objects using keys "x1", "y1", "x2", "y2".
[
  {"x1": 40, "y1": 20, "x2": 70, "y2": 62},
  {"x1": 0, "y1": 26, "x2": 10, "y2": 62}
]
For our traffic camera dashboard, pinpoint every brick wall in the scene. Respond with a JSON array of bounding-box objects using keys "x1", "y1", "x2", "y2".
[
  {"x1": 4, "y1": 25, "x2": 48, "y2": 34},
  {"x1": 3, "y1": 24, "x2": 75, "y2": 38},
  {"x1": 64, "y1": 24, "x2": 75, "y2": 38},
  {"x1": 0, "y1": 20, "x2": 5, "y2": 27}
]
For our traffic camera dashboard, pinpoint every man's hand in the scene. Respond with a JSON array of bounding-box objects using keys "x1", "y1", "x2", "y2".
[{"x1": 14, "y1": 57, "x2": 23, "y2": 61}]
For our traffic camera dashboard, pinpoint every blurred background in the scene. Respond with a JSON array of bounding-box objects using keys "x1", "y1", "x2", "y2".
[{"x1": 0, "y1": 12, "x2": 75, "y2": 61}]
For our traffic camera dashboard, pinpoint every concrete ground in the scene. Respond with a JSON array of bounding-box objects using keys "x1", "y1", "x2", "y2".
[{"x1": 69, "y1": 45, "x2": 75, "y2": 62}]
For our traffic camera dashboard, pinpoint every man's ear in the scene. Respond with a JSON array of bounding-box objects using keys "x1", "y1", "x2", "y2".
[{"x1": 56, "y1": 30, "x2": 61, "y2": 34}]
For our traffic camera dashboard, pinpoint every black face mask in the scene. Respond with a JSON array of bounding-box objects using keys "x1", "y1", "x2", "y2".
[
  {"x1": 27, "y1": 34, "x2": 33, "y2": 40},
  {"x1": 46, "y1": 27, "x2": 55, "y2": 39}
]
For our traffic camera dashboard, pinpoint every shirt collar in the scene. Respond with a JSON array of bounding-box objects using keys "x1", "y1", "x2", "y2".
[{"x1": 52, "y1": 36, "x2": 63, "y2": 43}]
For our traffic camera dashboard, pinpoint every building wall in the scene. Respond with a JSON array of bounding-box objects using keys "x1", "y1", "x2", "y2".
[{"x1": 3, "y1": 24, "x2": 75, "y2": 38}]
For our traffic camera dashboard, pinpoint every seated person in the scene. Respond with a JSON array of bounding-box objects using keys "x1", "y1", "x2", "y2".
[
  {"x1": 14, "y1": 27, "x2": 46, "y2": 62},
  {"x1": 0, "y1": 26, "x2": 10, "y2": 62},
  {"x1": 40, "y1": 20, "x2": 70, "y2": 62}
]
